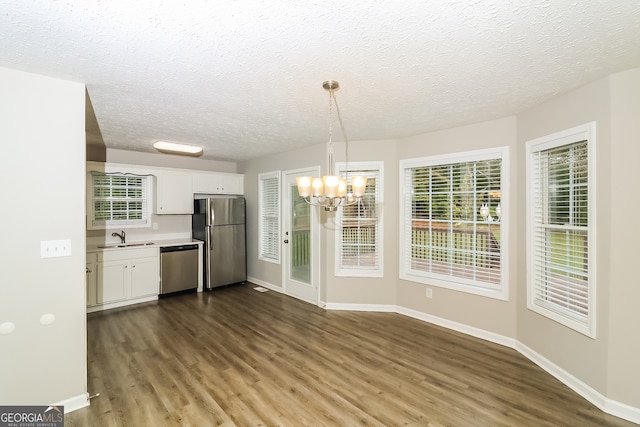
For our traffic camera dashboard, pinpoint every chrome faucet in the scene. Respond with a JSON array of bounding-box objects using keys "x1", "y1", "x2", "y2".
[{"x1": 112, "y1": 230, "x2": 126, "y2": 244}]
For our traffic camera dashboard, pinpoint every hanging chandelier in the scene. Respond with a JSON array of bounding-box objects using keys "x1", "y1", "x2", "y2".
[{"x1": 296, "y1": 80, "x2": 367, "y2": 212}]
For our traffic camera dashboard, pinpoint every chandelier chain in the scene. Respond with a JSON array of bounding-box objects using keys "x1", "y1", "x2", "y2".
[
  {"x1": 330, "y1": 90, "x2": 350, "y2": 181},
  {"x1": 327, "y1": 87, "x2": 334, "y2": 175}
]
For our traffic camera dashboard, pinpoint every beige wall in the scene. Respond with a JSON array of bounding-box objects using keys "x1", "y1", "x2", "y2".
[
  {"x1": 3, "y1": 62, "x2": 637, "y2": 416},
  {"x1": 0, "y1": 67, "x2": 87, "y2": 407},
  {"x1": 607, "y1": 68, "x2": 640, "y2": 407},
  {"x1": 515, "y1": 73, "x2": 613, "y2": 394},
  {"x1": 240, "y1": 142, "x2": 327, "y2": 294},
  {"x1": 243, "y1": 69, "x2": 640, "y2": 413},
  {"x1": 515, "y1": 67, "x2": 640, "y2": 409},
  {"x1": 396, "y1": 117, "x2": 518, "y2": 338},
  {"x1": 324, "y1": 139, "x2": 399, "y2": 305},
  {"x1": 241, "y1": 139, "x2": 400, "y2": 305}
]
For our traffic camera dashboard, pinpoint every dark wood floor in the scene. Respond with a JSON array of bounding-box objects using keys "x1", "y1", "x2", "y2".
[{"x1": 66, "y1": 283, "x2": 635, "y2": 426}]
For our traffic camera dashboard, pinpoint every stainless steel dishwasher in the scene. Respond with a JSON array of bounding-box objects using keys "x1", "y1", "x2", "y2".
[{"x1": 159, "y1": 244, "x2": 199, "y2": 296}]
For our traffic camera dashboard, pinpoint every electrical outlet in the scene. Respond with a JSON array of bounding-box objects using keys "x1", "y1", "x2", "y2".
[
  {"x1": 425, "y1": 288, "x2": 433, "y2": 298},
  {"x1": 40, "y1": 239, "x2": 72, "y2": 258}
]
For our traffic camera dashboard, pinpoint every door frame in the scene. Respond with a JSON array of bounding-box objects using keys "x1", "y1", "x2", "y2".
[{"x1": 282, "y1": 167, "x2": 321, "y2": 305}]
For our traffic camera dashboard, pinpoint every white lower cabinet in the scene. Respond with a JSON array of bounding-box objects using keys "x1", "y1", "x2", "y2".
[
  {"x1": 130, "y1": 256, "x2": 160, "y2": 298},
  {"x1": 97, "y1": 260, "x2": 129, "y2": 304},
  {"x1": 89, "y1": 247, "x2": 159, "y2": 312}
]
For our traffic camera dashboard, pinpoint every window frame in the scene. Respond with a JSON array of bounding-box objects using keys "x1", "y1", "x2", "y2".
[
  {"x1": 335, "y1": 161, "x2": 384, "y2": 277},
  {"x1": 526, "y1": 122, "x2": 596, "y2": 338},
  {"x1": 258, "y1": 170, "x2": 281, "y2": 264},
  {"x1": 399, "y1": 147, "x2": 509, "y2": 300},
  {"x1": 87, "y1": 172, "x2": 152, "y2": 230}
]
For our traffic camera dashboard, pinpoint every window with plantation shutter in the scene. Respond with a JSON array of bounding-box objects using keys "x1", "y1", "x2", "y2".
[
  {"x1": 88, "y1": 172, "x2": 152, "y2": 229},
  {"x1": 526, "y1": 123, "x2": 595, "y2": 338},
  {"x1": 399, "y1": 147, "x2": 508, "y2": 300},
  {"x1": 259, "y1": 171, "x2": 280, "y2": 263},
  {"x1": 335, "y1": 162, "x2": 383, "y2": 277}
]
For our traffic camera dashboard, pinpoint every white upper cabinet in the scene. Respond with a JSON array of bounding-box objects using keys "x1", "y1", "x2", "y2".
[
  {"x1": 86, "y1": 162, "x2": 244, "y2": 217},
  {"x1": 155, "y1": 170, "x2": 194, "y2": 214},
  {"x1": 193, "y1": 171, "x2": 244, "y2": 195}
]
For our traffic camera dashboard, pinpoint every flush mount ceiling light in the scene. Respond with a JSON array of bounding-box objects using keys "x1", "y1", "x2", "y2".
[
  {"x1": 153, "y1": 140, "x2": 203, "y2": 156},
  {"x1": 296, "y1": 80, "x2": 367, "y2": 212}
]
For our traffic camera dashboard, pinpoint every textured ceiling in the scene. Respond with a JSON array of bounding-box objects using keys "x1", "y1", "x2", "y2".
[{"x1": 2, "y1": 1, "x2": 640, "y2": 162}]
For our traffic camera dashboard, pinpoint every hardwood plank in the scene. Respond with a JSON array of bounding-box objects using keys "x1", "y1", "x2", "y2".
[{"x1": 66, "y1": 283, "x2": 636, "y2": 426}]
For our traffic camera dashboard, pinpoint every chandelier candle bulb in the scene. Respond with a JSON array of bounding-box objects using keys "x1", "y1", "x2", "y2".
[
  {"x1": 338, "y1": 178, "x2": 348, "y2": 197},
  {"x1": 296, "y1": 176, "x2": 312, "y2": 197},
  {"x1": 323, "y1": 176, "x2": 340, "y2": 198},
  {"x1": 351, "y1": 176, "x2": 367, "y2": 197},
  {"x1": 312, "y1": 178, "x2": 324, "y2": 197}
]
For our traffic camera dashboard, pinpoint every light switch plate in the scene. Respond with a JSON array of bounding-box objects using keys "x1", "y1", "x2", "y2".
[{"x1": 41, "y1": 239, "x2": 72, "y2": 258}]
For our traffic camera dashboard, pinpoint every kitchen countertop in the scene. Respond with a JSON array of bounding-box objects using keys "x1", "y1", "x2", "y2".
[{"x1": 87, "y1": 238, "x2": 203, "y2": 253}]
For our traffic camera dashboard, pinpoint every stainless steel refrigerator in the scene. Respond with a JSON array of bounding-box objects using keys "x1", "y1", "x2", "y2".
[{"x1": 192, "y1": 195, "x2": 246, "y2": 290}]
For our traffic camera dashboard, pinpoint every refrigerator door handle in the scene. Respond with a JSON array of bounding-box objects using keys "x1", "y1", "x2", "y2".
[{"x1": 205, "y1": 226, "x2": 212, "y2": 289}]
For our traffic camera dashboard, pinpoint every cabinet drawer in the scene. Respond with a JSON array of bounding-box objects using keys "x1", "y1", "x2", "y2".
[{"x1": 98, "y1": 247, "x2": 158, "y2": 262}]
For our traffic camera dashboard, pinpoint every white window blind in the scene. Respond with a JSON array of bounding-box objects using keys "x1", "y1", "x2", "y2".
[
  {"x1": 259, "y1": 171, "x2": 280, "y2": 263},
  {"x1": 527, "y1": 123, "x2": 595, "y2": 337},
  {"x1": 399, "y1": 148, "x2": 508, "y2": 299},
  {"x1": 335, "y1": 162, "x2": 383, "y2": 277},
  {"x1": 89, "y1": 172, "x2": 151, "y2": 229}
]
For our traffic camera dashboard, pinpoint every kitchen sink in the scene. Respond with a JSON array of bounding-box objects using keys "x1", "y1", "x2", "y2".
[{"x1": 98, "y1": 242, "x2": 155, "y2": 249}]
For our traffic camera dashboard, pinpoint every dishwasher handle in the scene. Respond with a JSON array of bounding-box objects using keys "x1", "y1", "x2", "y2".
[{"x1": 160, "y1": 244, "x2": 199, "y2": 253}]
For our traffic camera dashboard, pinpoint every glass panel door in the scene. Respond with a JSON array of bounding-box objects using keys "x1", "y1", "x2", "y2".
[
  {"x1": 290, "y1": 185, "x2": 311, "y2": 283},
  {"x1": 283, "y1": 168, "x2": 319, "y2": 305}
]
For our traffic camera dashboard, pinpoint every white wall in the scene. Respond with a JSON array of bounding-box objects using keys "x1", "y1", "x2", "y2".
[
  {"x1": 0, "y1": 67, "x2": 87, "y2": 409},
  {"x1": 102, "y1": 148, "x2": 238, "y2": 173}
]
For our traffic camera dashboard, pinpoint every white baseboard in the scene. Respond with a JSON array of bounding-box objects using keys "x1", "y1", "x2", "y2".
[
  {"x1": 87, "y1": 295, "x2": 158, "y2": 313},
  {"x1": 55, "y1": 392, "x2": 89, "y2": 413},
  {"x1": 247, "y1": 277, "x2": 330, "y2": 307},
  {"x1": 516, "y1": 342, "x2": 640, "y2": 424},
  {"x1": 247, "y1": 276, "x2": 284, "y2": 294},
  {"x1": 605, "y1": 400, "x2": 640, "y2": 425},
  {"x1": 325, "y1": 301, "x2": 639, "y2": 425},
  {"x1": 325, "y1": 302, "x2": 396, "y2": 312},
  {"x1": 396, "y1": 305, "x2": 518, "y2": 349},
  {"x1": 245, "y1": 280, "x2": 640, "y2": 424}
]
